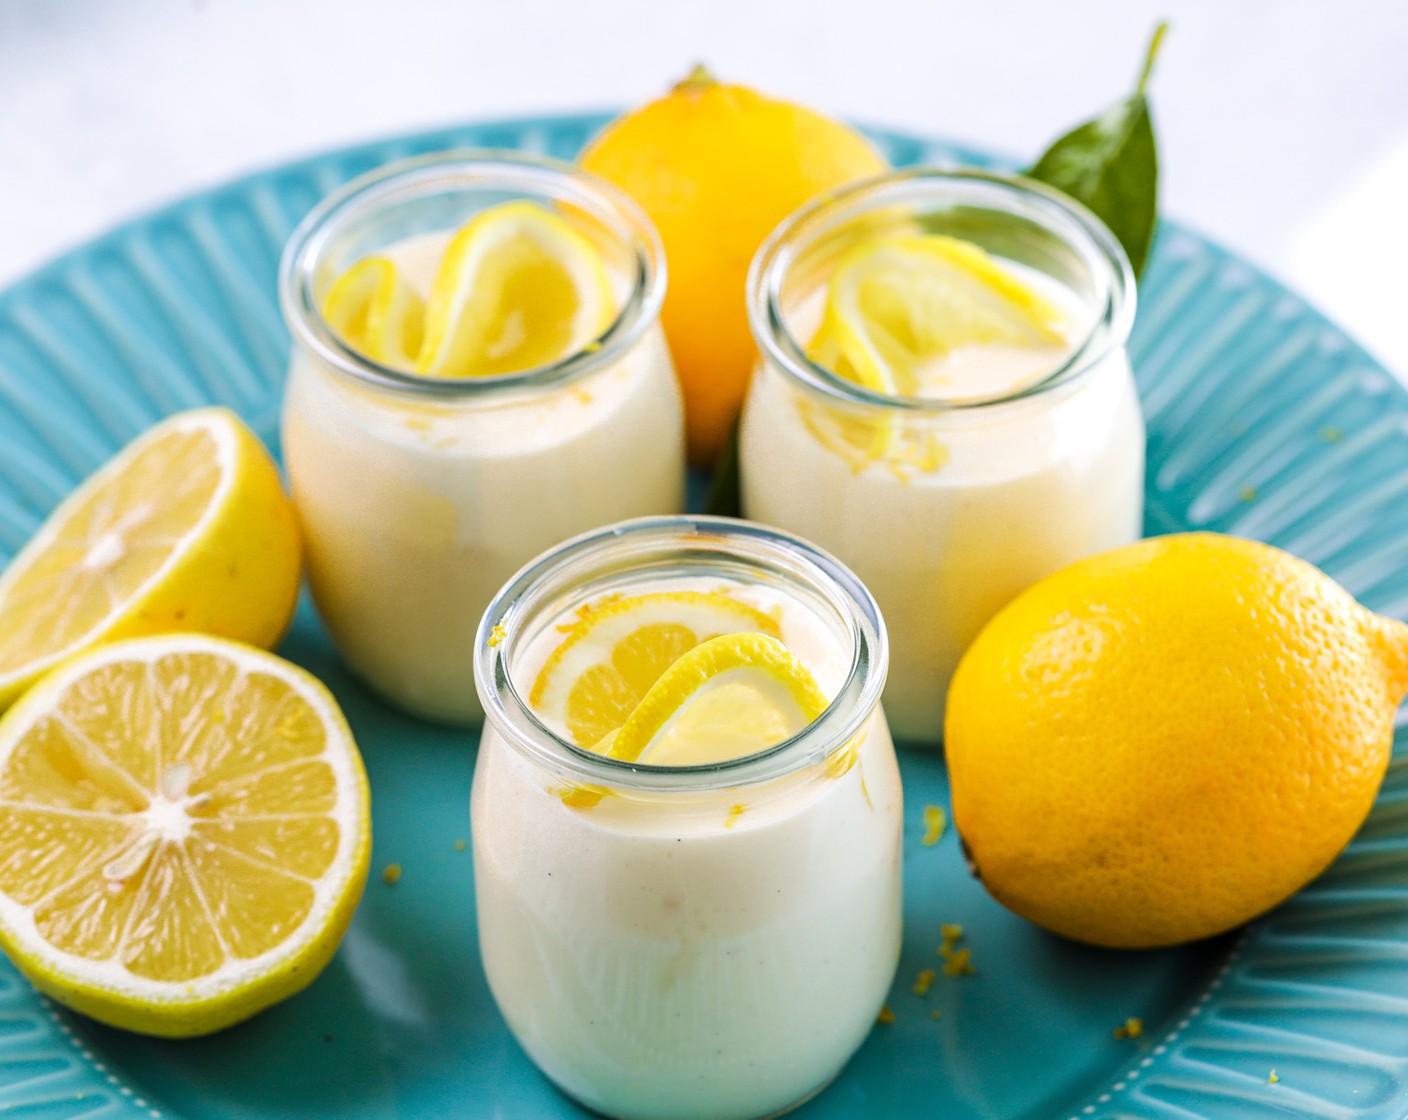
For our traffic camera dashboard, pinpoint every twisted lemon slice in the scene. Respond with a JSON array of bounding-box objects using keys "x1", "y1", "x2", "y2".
[
  {"x1": 530, "y1": 591, "x2": 781, "y2": 748},
  {"x1": 322, "y1": 256, "x2": 425, "y2": 369},
  {"x1": 418, "y1": 201, "x2": 615, "y2": 377},
  {"x1": 321, "y1": 202, "x2": 615, "y2": 379},
  {"x1": 602, "y1": 632, "x2": 828, "y2": 765},
  {"x1": 0, "y1": 633, "x2": 370, "y2": 1036},
  {"x1": 809, "y1": 234, "x2": 1067, "y2": 396}
]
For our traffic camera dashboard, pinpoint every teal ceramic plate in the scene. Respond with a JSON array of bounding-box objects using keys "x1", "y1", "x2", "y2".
[{"x1": 1, "y1": 115, "x2": 1406, "y2": 1120}]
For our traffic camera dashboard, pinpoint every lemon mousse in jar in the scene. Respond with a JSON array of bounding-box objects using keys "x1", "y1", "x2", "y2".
[
  {"x1": 280, "y1": 152, "x2": 684, "y2": 724},
  {"x1": 472, "y1": 516, "x2": 901, "y2": 1120},
  {"x1": 742, "y1": 169, "x2": 1144, "y2": 743}
]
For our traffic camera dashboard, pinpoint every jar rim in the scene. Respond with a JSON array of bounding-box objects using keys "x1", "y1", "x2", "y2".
[
  {"x1": 474, "y1": 516, "x2": 889, "y2": 793},
  {"x1": 746, "y1": 167, "x2": 1136, "y2": 414},
  {"x1": 278, "y1": 149, "x2": 667, "y2": 400}
]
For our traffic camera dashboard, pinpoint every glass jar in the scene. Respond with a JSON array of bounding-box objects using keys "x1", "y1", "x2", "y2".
[
  {"x1": 472, "y1": 516, "x2": 901, "y2": 1120},
  {"x1": 742, "y1": 169, "x2": 1144, "y2": 744},
  {"x1": 279, "y1": 151, "x2": 684, "y2": 725}
]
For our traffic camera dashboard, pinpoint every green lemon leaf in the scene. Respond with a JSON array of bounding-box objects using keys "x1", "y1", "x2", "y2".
[{"x1": 1028, "y1": 21, "x2": 1167, "y2": 278}]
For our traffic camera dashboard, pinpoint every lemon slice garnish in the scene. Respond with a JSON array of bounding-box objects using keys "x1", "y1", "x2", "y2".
[
  {"x1": 0, "y1": 633, "x2": 370, "y2": 1036},
  {"x1": 0, "y1": 408, "x2": 301, "y2": 712},
  {"x1": 529, "y1": 591, "x2": 781, "y2": 748},
  {"x1": 417, "y1": 201, "x2": 615, "y2": 378},
  {"x1": 322, "y1": 256, "x2": 425, "y2": 369},
  {"x1": 809, "y1": 234, "x2": 1068, "y2": 396},
  {"x1": 319, "y1": 202, "x2": 616, "y2": 379},
  {"x1": 602, "y1": 632, "x2": 829, "y2": 765}
]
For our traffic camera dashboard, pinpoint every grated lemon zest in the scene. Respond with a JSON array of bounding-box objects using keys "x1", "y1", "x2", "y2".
[
  {"x1": 558, "y1": 783, "x2": 611, "y2": 810},
  {"x1": 921, "y1": 805, "x2": 948, "y2": 846},
  {"x1": 1112, "y1": 1017, "x2": 1143, "y2": 1040}
]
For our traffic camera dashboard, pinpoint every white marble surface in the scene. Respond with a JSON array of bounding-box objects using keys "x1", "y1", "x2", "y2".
[{"x1": 2, "y1": 0, "x2": 1406, "y2": 371}]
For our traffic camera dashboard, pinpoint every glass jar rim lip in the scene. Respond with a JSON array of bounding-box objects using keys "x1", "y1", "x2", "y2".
[
  {"x1": 277, "y1": 148, "x2": 667, "y2": 399},
  {"x1": 474, "y1": 515, "x2": 889, "y2": 793},
  {"x1": 746, "y1": 166, "x2": 1137, "y2": 414}
]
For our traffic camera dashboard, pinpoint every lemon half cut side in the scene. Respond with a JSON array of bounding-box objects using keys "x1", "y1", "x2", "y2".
[
  {"x1": 0, "y1": 408, "x2": 302, "y2": 712},
  {"x1": 0, "y1": 633, "x2": 371, "y2": 1037}
]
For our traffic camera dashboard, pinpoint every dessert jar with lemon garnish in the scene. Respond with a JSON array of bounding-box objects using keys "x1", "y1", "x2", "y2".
[
  {"x1": 742, "y1": 169, "x2": 1144, "y2": 743},
  {"x1": 472, "y1": 516, "x2": 901, "y2": 1120},
  {"x1": 279, "y1": 152, "x2": 684, "y2": 724}
]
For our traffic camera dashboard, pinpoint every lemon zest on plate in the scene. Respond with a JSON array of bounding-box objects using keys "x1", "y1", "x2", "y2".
[
  {"x1": 921, "y1": 805, "x2": 948, "y2": 846},
  {"x1": 1112, "y1": 1017, "x2": 1143, "y2": 1040}
]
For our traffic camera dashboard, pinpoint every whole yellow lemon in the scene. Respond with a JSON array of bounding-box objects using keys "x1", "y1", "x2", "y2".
[
  {"x1": 945, "y1": 533, "x2": 1408, "y2": 949},
  {"x1": 580, "y1": 66, "x2": 888, "y2": 465}
]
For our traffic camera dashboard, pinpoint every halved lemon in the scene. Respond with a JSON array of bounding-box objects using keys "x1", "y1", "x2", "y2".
[
  {"x1": 529, "y1": 591, "x2": 781, "y2": 748},
  {"x1": 809, "y1": 234, "x2": 1068, "y2": 396},
  {"x1": 416, "y1": 201, "x2": 616, "y2": 378},
  {"x1": 0, "y1": 633, "x2": 370, "y2": 1036},
  {"x1": 321, "y1": 256, "x2": 425, "y2": 369},
  {"x1": 603, "y1": 632, "x2": 829, "y2": 765},
  {"x1": 0, "y1": 409, "x2": 302, "y2": 711}
]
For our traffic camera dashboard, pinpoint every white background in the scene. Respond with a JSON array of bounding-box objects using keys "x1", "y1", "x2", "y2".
[{"x1": 2, "y1": 0, "x2": 1406, "y2": 372}]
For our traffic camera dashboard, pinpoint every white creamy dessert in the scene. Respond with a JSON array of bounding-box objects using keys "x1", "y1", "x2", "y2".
[
  {"x1": 279, "y1": 154, "x2": 685, "y2": 724},
  {"x1": 742, "y1": 172, "x2": 1145, "y2": 742},
  {"x1": 472, "y1": 519, "x2": 901, "y2": 1120},
  {"x1": 282, "y1": 320, "x2": 681, "y2": 725}
]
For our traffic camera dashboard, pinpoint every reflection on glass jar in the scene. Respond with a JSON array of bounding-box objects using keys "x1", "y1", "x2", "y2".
[
  {"x1": 472, "y1": 516, "x2": 901, "y2": 1120},
  {"x1": 279, "y1": 152, "x2": 684, "y2": 724},
  {"x1": 742, "y1": 169, "x2": 1144, "y2": 743}
]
